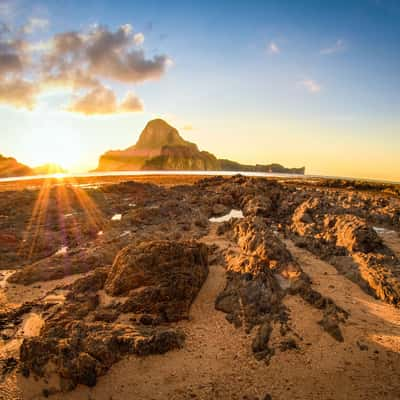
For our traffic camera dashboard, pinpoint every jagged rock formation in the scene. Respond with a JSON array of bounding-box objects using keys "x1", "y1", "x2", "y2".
[
  {"x1": 18, "y1": 239, "x2": 208, "y2": 390},
  {"x1": 106, "y1": 240, "x2": 209, "y2": 321},
  {"x1": 290, "y1": 197, "x2": 400, "y2": 305},
  {"x1": 96, "y1": 119, "x2": 305, "y2": 173},
  {"x1": 0, "y1": 155, "x2": 32, "y2": 178},
  {"x1": 215, "y1": 215, "x2": 347, "y2": 357}
]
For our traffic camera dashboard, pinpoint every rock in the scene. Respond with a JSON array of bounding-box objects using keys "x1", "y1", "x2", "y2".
[
  {"x1": 233, "y1": 216, "x2": 302, "y2": 280},
  {"x1": 279, "y1": 337, "x2": 299, "y2": 351},
  {"x1": 333, "y1": 215, "x2": 386, "y2": 253},
  {"x1": 0, "y1": 154, "x2": 32, "y2": 177},
  {"x1": 290, "y1": 197, "x2": 400, "y2": 305},
  {"x1": 18, "y1": 239, "x2": 207, "y2": 390},
  {"x1": 212, "y1": 203, "x2": 229, "y2": 216},
  {"x1": 252, "y1": 322, "x2": 272, "y2": 359},
  {"x1": 20, "y1": 321, "x2": 185, "y2": 391},
  {"x1": 357, "y1": 341, "x2": 369, "y2": 351},
  {"x1": 216, "y1": 221, "x2": 231, "y2": 236},
  {"x1": 319, "y1": 314, "x2": 344, "y2": 342},
  {"x1": 106, "y1": 240, "x2": 209, "y2": 322},
  {"x1": 216, "y1": 215, "x2": 300, "y2": 356},
  {"x1": 290, "y1": 281, "x2": 348, "y2": 342},
  {"x1": 1, "y1": 356, "x2": 17, "y2": 377},
  {"x1": 9, "y1": 244, "x2": 117, "y2": 285},
  {"x1": 242, "y1": 196, "x2": 273, "y2": 217}
]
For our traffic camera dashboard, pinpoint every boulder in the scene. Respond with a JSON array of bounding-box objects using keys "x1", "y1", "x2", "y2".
[{"x1": 106, "y1": 240, "x2": 209, "y2": 321}]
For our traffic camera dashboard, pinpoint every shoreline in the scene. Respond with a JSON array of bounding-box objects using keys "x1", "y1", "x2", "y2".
[
  {"x1": 0, "y1": 171, "x2": 399, "y2": 194},
  {"x1": 1, "y1": 169, "x2": 399, "y2": 185}
]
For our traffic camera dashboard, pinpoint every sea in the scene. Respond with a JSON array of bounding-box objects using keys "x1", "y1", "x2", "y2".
[{"x1": 0, "y1": 170, "x2": 398, "y2": 185}]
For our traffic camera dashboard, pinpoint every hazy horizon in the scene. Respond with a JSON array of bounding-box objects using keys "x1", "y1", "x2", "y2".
[{"x1": 1, "y1": 0, "x2": 400, "y2": 181}]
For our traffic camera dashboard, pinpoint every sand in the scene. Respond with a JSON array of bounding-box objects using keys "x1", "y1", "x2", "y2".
[{"x1": 1, "y1": 228, "x2": 399, "y2": 399}]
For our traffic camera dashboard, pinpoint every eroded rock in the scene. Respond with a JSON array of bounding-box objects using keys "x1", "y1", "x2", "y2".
[
  {"x1": 290, "y1": 197, "x2": 400, "y2": 305},
  {"x1": 18, "y1": 239, "x2": 208, "y2": 390}
]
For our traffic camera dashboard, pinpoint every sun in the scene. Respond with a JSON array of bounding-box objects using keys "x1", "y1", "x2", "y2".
[{"x1": 25, "y1": 124, "x2": 82, "y2": 171}]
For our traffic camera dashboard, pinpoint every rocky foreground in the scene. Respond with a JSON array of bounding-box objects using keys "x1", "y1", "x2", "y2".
[{"x1": 0, "y1": 175, "x2": 400, "y2": 399}]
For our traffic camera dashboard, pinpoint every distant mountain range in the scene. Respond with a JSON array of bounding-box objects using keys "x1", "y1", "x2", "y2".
[{"x1": 96, "y1": 119, "x2": 305, "y2": 174}]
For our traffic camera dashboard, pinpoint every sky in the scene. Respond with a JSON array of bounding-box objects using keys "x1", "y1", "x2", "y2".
[{"x1": 0, "y1": 0, "x2": 399, "y2": 181}]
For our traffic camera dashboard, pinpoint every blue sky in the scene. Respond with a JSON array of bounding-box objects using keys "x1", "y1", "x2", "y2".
[{"x1": 1, "y1": 0, "x2": 399, "y2": 180}]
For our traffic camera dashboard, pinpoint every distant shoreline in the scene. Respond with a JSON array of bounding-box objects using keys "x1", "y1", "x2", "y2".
[{"x1": 0, "y1": 170, "x2": 399, "y2": 188}]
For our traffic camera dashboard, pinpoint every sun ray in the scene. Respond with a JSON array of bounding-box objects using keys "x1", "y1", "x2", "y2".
[
  {"x1": 18, "y1": 176, "x2": 106, "y2": 265},
  {"x1": 19, "y1": 178, "x2": 52, "y2": 261},
  {"x1": 67, "y1": 178, "x2": 105, "y2": 232}
]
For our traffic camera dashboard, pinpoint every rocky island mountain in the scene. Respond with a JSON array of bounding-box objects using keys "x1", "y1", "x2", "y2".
[{"x1": 96, "y1": 119, "x2": 305, "y2": 174}]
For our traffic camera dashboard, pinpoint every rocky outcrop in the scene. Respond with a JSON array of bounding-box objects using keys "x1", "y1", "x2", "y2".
[
  {"x1": 18, "y1": 239, "x2": 208, "y2": 390},
  {"x1": 106, "y1": 240, "x2": 209, "y2": 321},
  {"x1": 232, "y1": 217, "x2": 299, "y2": 277},
  {"x1": 0, "y1": 154, "x2": 32, "y2": 178},
  {"x1": 290, "y1": 197, "x2": 400, "y2": 305},
  {"x1": 8, "y1": 242, "x2": 119, "y2": 285},
  {"x1": 20, "y1": 320, "x2": 185, "y2": 390},
  {"x1": 96, "y1": 119, "x2": 305, "y2": 173},
  {"x1": 216, "y1": 216, "x2": 347, "y2": 359}
]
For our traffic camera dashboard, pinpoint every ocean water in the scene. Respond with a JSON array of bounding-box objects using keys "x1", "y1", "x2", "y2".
[
  {"x1": 0, "y1": 170, "x2": 306, "y2": 183},
  {"x1": 0, "y1": 170, "x2": 398, "y2": 185}
]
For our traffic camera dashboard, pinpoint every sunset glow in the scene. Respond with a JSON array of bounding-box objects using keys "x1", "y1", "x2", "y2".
[
  {"x1": 24, "y1": 125, "x2": 82, "y2": 169},
  {"x1": 0, "y1": 0, "x2": 399, "y2": 181},
  {"x1": 1, "y1": 2, "x2": 400, "y2": 397}
]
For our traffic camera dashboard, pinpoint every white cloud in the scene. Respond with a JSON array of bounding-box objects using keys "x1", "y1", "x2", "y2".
[
  {"x1": 67, "y1": 86, "x2": 144, "y2": 115},
  {"x1": 267, "y1": 41, "x2": 280, "y2": 54},
  {"x1": 28, "y1": 38, "x2": 52, "y2": 52},
  {"x1": 0, "y1": 22, "x2": 170, "y2": 111},
  {"x1": 299, "y1": 79, "x2": 321, "y2": 93},
  {"x1": 320, "y1": 39, "x2": 346, "y2": 55},
  {"x1": 133, "y1": 32, "x2": 144, "y2": 45},
  {"x1": 119, "y1": 91, "x2": 144, "y2": 112},
  {"x1": 121, "y1": 24, "x2": 133, "y2": 35}
]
